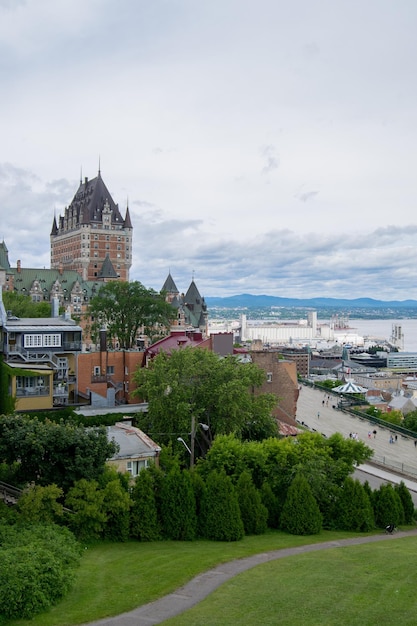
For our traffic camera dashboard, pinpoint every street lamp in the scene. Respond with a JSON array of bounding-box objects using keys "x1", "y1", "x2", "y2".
[
  {"x1": 177, "y1": 437, "x2": 191, "y2": 455},
  {"x1": 178, "y1": 417, "x2": 209, "y2": 468}
]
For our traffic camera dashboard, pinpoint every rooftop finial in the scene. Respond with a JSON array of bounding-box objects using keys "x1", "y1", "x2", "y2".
[
  {"x1": 98, "y1": 155, "x2": 101, "y2": 177},
  {"x1": 80, "y1": 165, "x2": 82, "y2": 185}
]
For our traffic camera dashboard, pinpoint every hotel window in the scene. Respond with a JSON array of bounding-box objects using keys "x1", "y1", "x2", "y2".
[{"x1": 23, "y1": 334, "x2": 42, "y2": 348}]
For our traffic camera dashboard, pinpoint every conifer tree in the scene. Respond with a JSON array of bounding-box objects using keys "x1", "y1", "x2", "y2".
[
  {"x1": 373, "y1": 483, "x2": 404, "y2": 528},
  {"x1": 280, "y1": 474, "x2": 322, "y2": 535},
  {"x1": 260, "y1": 481, "x2": 280, "y2": 529},
  {"x1": 200, "y1": 471, "x2": 244, "y2": 541},
  {"x1": 334, "y1": 477, "x2": 374, "y2": 532},
  {"x1": 394, "y1": 481, "x2": 415, "y2": 525},
  {"x1": 130, "y1": 468, "x2": 160, "y2": 541},
  {"x1": 237, "y1": 471, "x2": 268, "y2": 535},
  {"x1": 160, "y1": 468, "x2": 197, "y2": 540}
]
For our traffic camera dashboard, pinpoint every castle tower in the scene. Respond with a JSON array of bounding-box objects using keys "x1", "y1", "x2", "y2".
[{"x1": 50, "y1": 170, "x2": 132, "y2": 282}]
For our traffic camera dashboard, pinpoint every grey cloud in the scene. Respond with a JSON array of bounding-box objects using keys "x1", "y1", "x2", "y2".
[{"x1": 260, "y1": 145, "x2": 279, "y2": 175}]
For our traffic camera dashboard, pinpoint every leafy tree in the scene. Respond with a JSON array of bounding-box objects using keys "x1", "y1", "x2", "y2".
[
  {"x1": 199, "y1": 471, "x2": 244, "y2": 541},
  {"x1": 394, "y1": 481, "x2": 415, "y2": 524},
  {"x1": 2, "y1": 291, "x2": 52, "y2": 318},
  {"x1": 383, "y1": 410, "x2": 403, "y2": 426},
  {"x1": 87, "y1": 281, "x2": 174, "y2": 349},
  {"x1": 160, "y1": 468, "x2": 197, "y2": 540},
  {"x1": 0, "y1": 356, "x2": 17, "y2": 415},
  {"x1": 236, "y1": 471, "x2": 268, "y2": 535},
  {"x1": 65, "y1": 479, "x2": 107, "y2": 541},
  {"x1": 280, "y1": 474, "x2": 322, "y2": 535},
  {"x1": 17, "y1": 484, "x2": 64, "y2": 524},
  {"x1": 333, "y1": 477, "x2": 374, "y2": 532},
  {"x1": 134, "y1": 347, "x2": 277, "y2": 451},
  {"x1": 402, "y1": 410, "x2": 417, "y2": 433},
  {"x1": 0, "y1": 415, "x2": 117, "y2": 493},
  {"x1": 130, "y1": 469, "x2": 161, "y2": 541}
]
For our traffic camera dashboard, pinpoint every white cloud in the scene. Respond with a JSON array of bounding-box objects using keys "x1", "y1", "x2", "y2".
[{"x1": 1, "y1": 0, "x2": 417, "y2": 301}]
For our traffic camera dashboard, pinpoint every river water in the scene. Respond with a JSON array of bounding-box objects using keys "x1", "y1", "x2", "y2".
[{"x1": 334, "y1": 319, "x2": 417, "y2": 352}]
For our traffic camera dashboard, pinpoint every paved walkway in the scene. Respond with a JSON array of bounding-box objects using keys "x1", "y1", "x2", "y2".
[
  {"x1": 85, "y1": 529, "x2": 417, "y2": 626},
  {"x1": 296, "y1": 384, "x2": 417, "y2": 478}
]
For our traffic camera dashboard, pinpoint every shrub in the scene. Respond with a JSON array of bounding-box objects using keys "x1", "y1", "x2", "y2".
[{"x1": 0, "y1": 524, "x2": 81, "y2": 621}]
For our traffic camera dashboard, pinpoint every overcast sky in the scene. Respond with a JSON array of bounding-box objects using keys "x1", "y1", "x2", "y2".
[{"x1": 1, "y1": 0, "x2": 417, "y2": 301}]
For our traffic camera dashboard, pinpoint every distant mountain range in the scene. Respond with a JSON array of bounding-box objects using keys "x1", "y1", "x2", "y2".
[{"x1": 204, "y1": 294, "x2": 417, "y2": 308}]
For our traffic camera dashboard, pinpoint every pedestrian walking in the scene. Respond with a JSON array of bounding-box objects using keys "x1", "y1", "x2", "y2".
[
  {"x1": 317, "y1": 412, "x2": 320, "y2": 419},
  {"x1": 414, "y1": 440, "x2": 417, "y2": 448}
]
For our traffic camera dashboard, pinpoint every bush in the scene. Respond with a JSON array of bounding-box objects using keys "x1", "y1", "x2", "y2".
[
  {"x1": 280, "y1": 474, "x2": 322, "y2": 535},
  {"x1": 0, "y1": 524, "x2": 81, "y2": 621},
  {"x1": 394, "y1": 482, "x2": 415, "y2": 525}
]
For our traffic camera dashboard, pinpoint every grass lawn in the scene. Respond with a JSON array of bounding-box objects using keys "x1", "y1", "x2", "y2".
[
  {"x1": 164, "y1": 535, "x2": 417, "y2": 626},
  {"x1": 6, "y1": 530, "x2": 417, "y2": 626}
]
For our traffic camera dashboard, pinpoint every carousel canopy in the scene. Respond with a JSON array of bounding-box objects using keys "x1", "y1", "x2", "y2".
[{"x1": 333, "y1": 380, "x2": 367, "y2": 394}]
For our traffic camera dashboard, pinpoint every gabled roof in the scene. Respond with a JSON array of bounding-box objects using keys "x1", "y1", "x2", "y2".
[
  {"x1": 145, "y1": 330, "x2": 206, "y2": 358},
  {"x1": 107, "y1": 422, "x2": 161, "y2": 459},
  {"x1": 184, "y1": 279, "x2": 203, "y2": 305},
  {"x1": 10, "y1": 266, "x2": 101, "y2": 300}
]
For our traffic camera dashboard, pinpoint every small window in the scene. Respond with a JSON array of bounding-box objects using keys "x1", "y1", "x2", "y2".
[
  {"x1": 267, "y1": 372, "x2": 273, "y2": 383},
  {"x1": 94, "y1": 366, "x2": 100, "y2": 376}
]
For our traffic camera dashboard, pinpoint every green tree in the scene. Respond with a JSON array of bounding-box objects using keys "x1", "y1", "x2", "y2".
[
  {"x1": 65, "y1": 479, "x2": 107, "y2": 541},
  {"x1": 160, "y1": 468, "x2": 197, "y2": 540},
  {"x1": 134, "y1": 347, "x2": 277, "y2": 451},
  {"x1": 87, "y1": 281, "x2": 174, "y2": 349},
  {"x1": 0, "y1": 415, "x2": 117, "y2": 493},
  {"x1": 394, "y1": 481, "x2": 415, "y2": 524},
  {"x1": 260, "y1": 481, "x2": 280, "y2": 529},
  {"x1": 102, "y1": 479, "x2": 131, "y2": 542},
  {"x1": 0, "y1": 356, "x2": 17, "y2": 415},
  {"x1": 402, "y1": 410, "x2": 417, "y2": 433},
  {"x1": 236, "y1": 471, "x2": 268, "y2": 535},
  {"x1": 373, "y1": 483, "x2": 404, "y2": 528},
  {"x1": 2, "y1": 291, "x2": 52, "y2": 318},
  {"x1": 333, "y1": 477, "x2": 374, "y2": 532},
  {"x1": 130, "y1": 469, "x2": 161, "y2": 541},
  {"x1": 280, "y1": 474, "x2": 322, "y2": 535},
  {"x1": 199, "y1": 471, "x2": 244, "y2": 541},
  {"x1": 17, "y1": 484, "x2": 64, "y2": 524}
]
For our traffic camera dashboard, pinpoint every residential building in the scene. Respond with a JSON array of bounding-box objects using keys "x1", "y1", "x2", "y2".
[
  {"x1": 106, "y1": 420, "x2": 161, "y2": 478},
  {"x1": 0, "y1": 291, "x2": 82, "y2": 411}
]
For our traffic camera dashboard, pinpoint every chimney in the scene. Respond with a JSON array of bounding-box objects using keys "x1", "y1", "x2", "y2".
[
  {"x1": 51, "y1": 296, "x2": 59, "y2": 317},
  {"x1": 17, "y1": 260, "x2": 21, "y2": 273},
  {"x1": 58, "y1": 263, "x2": 63, "y2": 275}
]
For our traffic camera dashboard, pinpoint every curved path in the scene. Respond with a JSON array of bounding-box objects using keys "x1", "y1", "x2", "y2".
[{"x1": 85, "y1": 528, "x2": 417, "y2": 626}]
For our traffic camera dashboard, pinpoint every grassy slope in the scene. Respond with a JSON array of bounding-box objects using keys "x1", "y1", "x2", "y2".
[
  {"x1": 164, "y1": 536, "x2": 417, "y2": 625},
  {"x1": 8, "y1": 530, "x2": 359, "y2": 626}
]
